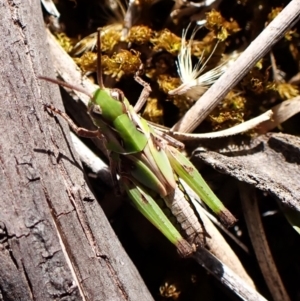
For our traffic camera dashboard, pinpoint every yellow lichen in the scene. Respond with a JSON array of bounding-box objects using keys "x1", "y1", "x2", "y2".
[
  {"x1": 102, "y1": 50, "x2": 142, "y2": 80},
  {"x1": 151, "y1": 29, "x2": 182, "y2": 55},
  {"x1": 126, "y1": 25, "x2": 153, "y2": 45},
  {"x1": 209, "y1": 91, "x2": 247, "y2": 130},
  {"x1": 266, "y1": 82, "x2": 299, "y2": 100},
  {"x1": 205, "y1": 10, "x2": 240, "y2": 41},
  {"x1": 156, "y1": 75, "x2": 181, "y2": 94},
  {"x1": 159, "y1": 282, "x2": 181, "y2": 300},
  {"x1": 74, "y1": 52, "x2": 97, "y2": 73},
  {"x1": 101, "y1": 28, "x2": 122, "y2": 52},
  {"x1": 55, "y1": 33, "x2": 77, "y2": 53},
  {"x1": 241, "y1": 67, "x2": 268, "y2": 94},
  {"x1": 267, "y1": 7, "x2": 283, "y2": 22},
  {"x1": 142, "y1": 97, "x2": 164, "y2": 124}
]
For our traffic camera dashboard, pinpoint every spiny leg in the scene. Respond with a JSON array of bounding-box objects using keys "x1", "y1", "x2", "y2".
[
  {"x1": 45, "y1": 104, "x2": 100, "y2": 138},
  {"x1": 133, "y1": 65, "x2": 152, "y2": 113}
]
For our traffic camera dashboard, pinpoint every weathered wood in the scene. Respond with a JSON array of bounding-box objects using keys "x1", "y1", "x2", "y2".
[
  {"x1": 0, "y1": 1, "x2": 153, "y2": 300},
  {"x1": 196, "y1": 133, "x2": 300, "y2": 213}
]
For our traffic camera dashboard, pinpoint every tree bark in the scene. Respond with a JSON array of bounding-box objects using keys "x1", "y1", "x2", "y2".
[{"x1": 0, "y1": 1, "x2": 153, "y2": 300}]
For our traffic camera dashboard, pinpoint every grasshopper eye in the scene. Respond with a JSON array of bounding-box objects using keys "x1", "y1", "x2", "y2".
[{"x1": 110, "y1": 89, "x2": 124, "y2": 102}]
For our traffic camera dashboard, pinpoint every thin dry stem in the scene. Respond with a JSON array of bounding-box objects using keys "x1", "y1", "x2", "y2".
[{"x1": 239, "y1": 182, "x2": 291, "y2": 301}]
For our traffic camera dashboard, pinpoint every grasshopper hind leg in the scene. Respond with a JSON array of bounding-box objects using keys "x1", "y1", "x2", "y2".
[{"x1": 163, "y1": 180, "x2": 211, "y2": 250}]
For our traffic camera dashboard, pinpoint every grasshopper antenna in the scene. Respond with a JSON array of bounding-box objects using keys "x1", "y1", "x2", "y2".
[
  {"x1": 97, "y1": 28, "x2": 105, "y2": 89},
  {"x1": 39, "y1": 76, "x2": 93, "y2": 99}
]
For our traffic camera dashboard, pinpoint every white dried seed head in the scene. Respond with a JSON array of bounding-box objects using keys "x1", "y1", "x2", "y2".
[{"x1": 169, "y1": 26, "x2": 227, "y2": 100}]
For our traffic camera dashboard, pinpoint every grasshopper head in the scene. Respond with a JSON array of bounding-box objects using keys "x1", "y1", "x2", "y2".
[{"x1": 88, "y1": 86, "x2": 125, "y2": 124}]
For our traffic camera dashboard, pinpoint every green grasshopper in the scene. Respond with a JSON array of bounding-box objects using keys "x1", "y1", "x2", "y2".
[{"x1": 40, "y1": 29, "x2": 236, "y2": 257}]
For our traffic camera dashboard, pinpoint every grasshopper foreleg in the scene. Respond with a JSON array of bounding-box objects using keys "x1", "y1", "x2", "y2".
[{"x1": 45, "y1": 104, "x2": 100, "y2": 138}]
